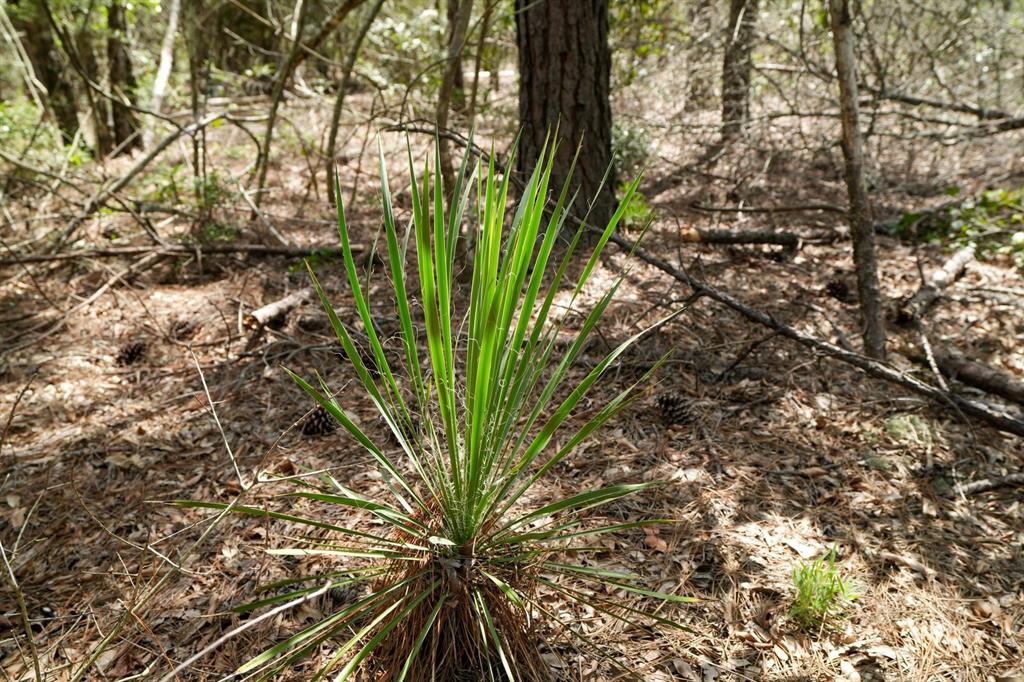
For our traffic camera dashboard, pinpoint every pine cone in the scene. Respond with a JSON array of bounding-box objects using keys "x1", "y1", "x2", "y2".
[
  {"x1": 116, "y1": 340, "x2": 147, "y2": 366},
  {"x1": 656, "y1": 393, "x2": 693, "y2": 426},
  {"x1": 824, "y1": 279, "x2": 851, "y2": 303},
  {"x1": 302, "y1": 405, "x2": 338, "y2": 437}
]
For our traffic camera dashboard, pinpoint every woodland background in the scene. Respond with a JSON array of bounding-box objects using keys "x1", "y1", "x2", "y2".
[{"x1": 1, "y1": 0, "x2": 1023, "y2": 679}]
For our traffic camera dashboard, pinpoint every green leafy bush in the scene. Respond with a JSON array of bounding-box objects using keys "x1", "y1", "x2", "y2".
[
  {"x1": 894, "y1": 186, "x2": 1024, "y2": 269},
  {"x1": 183, "y1": 139, "x2": 691, "y2": 680},
  {"x1": 618, "y1": 182, "x2": 656, "y2": 233},
  {"x1": 612, "y1": 120, "x2": 652, "y2": 180},
  {"x1": 791, "y1": 546, "x2": 858, "y2": 630}
]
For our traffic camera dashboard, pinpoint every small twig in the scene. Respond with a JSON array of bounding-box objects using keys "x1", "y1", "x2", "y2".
[
  {"x1": 0, "y1": 541, "x2": 42, "y2": 682},
  {"x1": 156, "y1": 581, "x2": 331, "y2": 682},
  {"x1": 190, "y1": 348, "x2": 246, "y2": 488},
  {"x1": 1, "y1": 371, "x2": 36, "y2": 462}
]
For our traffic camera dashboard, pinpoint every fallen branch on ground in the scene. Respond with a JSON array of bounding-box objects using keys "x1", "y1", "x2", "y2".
[
  {"x1": 928, "y1": 349, "x2": 1024, "y2": 406},
  {"x1": 678, "y1": 227, "x2": 800, "y2": 250},
  {"x1": 951, "y1": 473, "x2": 1024, "y2": 497},
  {"x1": 608, "y1": 232, "x2": 1024, "y2": 438},
  {"x1": 690, "y1": 202, "x2": 843, "y2": 214},
  {"x1": 245, "y1": 288, "x2": 313, "y2": 328},
  {"x1": 897, "y1": 245, "x2": 975, "y2": 324},
  {"x1": 0, "y1": 242, "x2": 364, "y2": 267}
]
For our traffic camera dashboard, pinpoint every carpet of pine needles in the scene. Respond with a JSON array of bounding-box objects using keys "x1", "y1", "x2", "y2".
[{"x1": 2, "y1": 93, "x2": 1023, "y2": 681}]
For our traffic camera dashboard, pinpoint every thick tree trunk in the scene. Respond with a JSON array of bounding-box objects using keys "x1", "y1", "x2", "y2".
[
  {"x1": 437, "y1": 0, "x2": 474, "y2": 192},
  {"x1": 515, "y1": 0, "x2": 615, "y2": 229},
  {"x1": 76, "y1": 29, "x2": 115, "y2": 156},
  {"x1": 829, "y1": 0, "x2": 887, "y2": 359},
  {"x1": 12, "y1": 3, "x2": 78, "y2": 143},
  {"x1": 720, "y1": 0, "x2": 758, "y2": 139},
  {"x1": 107, "y1": 1, "x2": 141, "y2": 154}
]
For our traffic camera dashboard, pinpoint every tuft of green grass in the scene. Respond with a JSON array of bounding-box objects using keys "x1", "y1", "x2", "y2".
[
  {"x1": 790, "y1": 546, "x2": 858, "y2": 630},
  {"x1": 180, "y1": 135, "x2": 694, "y2": 681}
]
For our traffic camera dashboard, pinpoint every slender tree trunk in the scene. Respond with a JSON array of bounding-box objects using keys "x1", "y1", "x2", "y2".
[
  {"x1": 76, "y1": 28, "x2": 115, "y2": 156},
  {"x1": 107, "y1": 0, "x2": 141, "y2": 154},
  {"x1": 829, "y1": 0, "x2": 886, "y2": 359},
  {"x1": 291, "y1": 0, "x2": 366, "y2": 73},
  {"x1": 437, "y1": 0, "x2": 473, "y2": 192},
  {"x1": 467, "y1": 0, "x2": 494, "y2": 125},
  {"x1": 515, "y1": 0, "x2": 615, "y2": 229},
  {"x1": 146, "y1": 0, "x2": 180, "y2": 147},
  {"x1": 254, "y1": 0, "x2": 312, "y2": 210},
  {"x1": 326, "y1": 0, "x2": 386, "y2": 205},
  {"x1": 184, "y1": 0, "x2": 209, "y2": 228},
  {"x1": 446, "y1": 0, "x2": 468, "y2": 111},
  {"x1": 686, "y1": 0, "x2": 713, "y2": 110},
  {"x1": 720, "y1": 0, "x2": 759, "y2": 140}
]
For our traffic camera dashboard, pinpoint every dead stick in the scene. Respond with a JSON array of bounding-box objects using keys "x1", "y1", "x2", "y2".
[
  {"x1": 690, "y1": 203, "x2": 843, "y2": 214},
  {"x1": 930, "y1": 349, "x2": 1024, "y2": 405},
  {"x1": 608, "y1": 232, "x2": 1024, "y2": 438},
  {"x1": 898, "y1": 245, "x2": 975, "y2": 323},
  {"x1": 951, "y1": 473, "x2": 1024, "y2": 496},
  {"x1": 245, "y1": 288, "x2": 312, "y2": 328},
  {"x1": 0, "y1": 242, "x2": 364, "y2": 266},
  {"x1": 678, "y1": 227, "x2": 799, "y2": 249}
]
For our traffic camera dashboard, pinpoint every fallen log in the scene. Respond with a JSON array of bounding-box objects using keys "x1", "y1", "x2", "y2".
[
  {"x1": 897, "y1": 245, "x2": 975, "y2": 324},
  {"x1": 678, "y1": 227, "x2": 799, "y2": 250},
  {"x1": 608, "y1": 231, "x2": 1024, "y2": 438},
  {"x1": 930, "y1": 349, "x2": 1024, "y2": 406},
  {"x1": 245, "y1": 288, "x2": 313, "y2": 328}
]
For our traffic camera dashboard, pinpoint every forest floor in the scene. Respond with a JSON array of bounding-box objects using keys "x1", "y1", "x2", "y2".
[{"x1": 1, "y1": 96, "x2": 1023, "y2": 681}]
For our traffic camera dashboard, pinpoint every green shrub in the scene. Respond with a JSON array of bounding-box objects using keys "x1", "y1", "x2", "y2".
[
  {"x1": 894, "y1": 186, "x2": 1024, "y2": 270},
  {"x1": 181, "y1": 139, "x2": 692, "y2": 680},
  {"x1": 618, "y1": 182, "x2": 656, "y2": 233},
  {"x1": 791, "y1": 546, "x2": 858, "y2": 630},
  {"x1": 612, "y1": 120, "x2": 652, "y2": 179}
]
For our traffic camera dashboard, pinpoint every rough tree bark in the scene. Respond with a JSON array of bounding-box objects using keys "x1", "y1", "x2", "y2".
[
  {"x1": 721, "y1": 0, "x2": 759, "y2": 139},
  {"x1": 107, "y1": 0, "x2": 142, "y2": 154},
  {"x1": 74, "y1": 27, "x2": 115, "y2": 156},
  {"x1": 829, "y1": 0, "x2": 887, "y2": 359},
  {"x1": 515, "y1": 0, "x2": 615, "y2": 229},
  {"x1": 11, "y1": 1, "x2": 79, "y2": 143},
  {"x1": 467, "y1": 0, "x2": 494, "y2": 125},
  {"x1": 446, "y1": 0, "x2": 469, "y2": 112},
  {"x1": 437, "y1": 0, "x2": 474, "y2": 192}
]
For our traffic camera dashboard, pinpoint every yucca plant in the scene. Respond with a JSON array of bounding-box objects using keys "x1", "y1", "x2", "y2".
[{"x1": 185, "y1": 137, "x2": 692, "y2": 680}]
